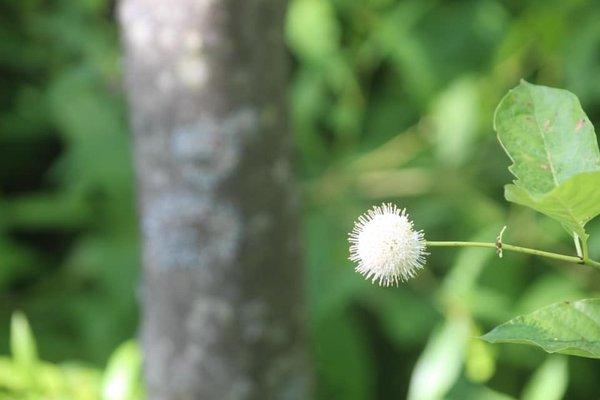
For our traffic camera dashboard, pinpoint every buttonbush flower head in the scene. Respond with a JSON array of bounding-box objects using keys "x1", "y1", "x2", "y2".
[{"x1": 349, "y1": 203, "x2": 427, "y2": 286}]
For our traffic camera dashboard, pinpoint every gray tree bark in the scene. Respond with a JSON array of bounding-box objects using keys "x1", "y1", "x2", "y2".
[{"x1": 118, "y1": 1, "x2": 311, "y2": 398}]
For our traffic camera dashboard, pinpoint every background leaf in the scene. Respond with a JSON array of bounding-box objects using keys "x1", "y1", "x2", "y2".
[
  {"x1": 446, "y1": 380, "x2": 516, "y2": 400},
  {"x1": 101, "y1": 341, "x2": 142, "y2": 400},
  {"x1": 482, "y1": 299, "x2": 600, "y2": 358},
  {"x1": 521, "y1": 356, "x2": 568, "y2": 400},
  {"x1": 407, "y1": 317, "x2": 470, "y2": 400},
  {"x1": 10, "y1": 312, "x2": 37, "y2": 369}
]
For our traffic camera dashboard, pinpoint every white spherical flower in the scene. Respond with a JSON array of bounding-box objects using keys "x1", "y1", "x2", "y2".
[{"x1": 348, "y1": 203, "x2": 427, "y2": 286}]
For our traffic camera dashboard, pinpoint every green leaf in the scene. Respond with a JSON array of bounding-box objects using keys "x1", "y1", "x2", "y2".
[
  {"x1": 407, "y1": 317, "x2": 470, "y2": 400},
  {"x1": 521, "y1": 356, "x2": 568, "y2": 400},
  {"x1": 495, "y1": 80, "x2": 600, "y2": 196},
  {"x1": 10, "y1": 312, "x2": 38, "y2": 370},
  {"x1": 481, "y1": 298, "x2": 600, "y2": 359},
  {"x1": 504, "y1": 171, "x2": 600, "y2": 238},
  {"x1": 494, "y1": 80, "x2": 600, "y2": 237},
  {"x1": 431, "y1": 77, "x2": 480, "y2": 166},
  {"x1": 446, "y1": 379, "x2": 516, "y2": 400},
  {"x1": 0, "y1": 357, "x2": 24, "y2": 390},
  {"x1": 102, "y1": 341, "x2": 142, "y2": 400},
  {"x1": 466, "y1": 334, "x2": 496, "y2": 383},
  {"x1": 286, "y1": 0, "x2": 340, "y2": 62}
]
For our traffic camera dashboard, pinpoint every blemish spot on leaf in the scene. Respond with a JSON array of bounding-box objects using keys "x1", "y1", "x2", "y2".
[
  {"x1": 575, "y1": 118, "x2": 586, "y2": 132},
  {"x1": 543, "y1": 119, "x2": 551, "y2": 131}
]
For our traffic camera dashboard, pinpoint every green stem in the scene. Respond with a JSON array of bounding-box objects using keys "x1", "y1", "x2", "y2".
[
  {"x1": 580, "y1": 235, "x2": 590, "y2": 263},
  {"x1": 426, "y1": 241, "x2": 600, "y2": 270}
]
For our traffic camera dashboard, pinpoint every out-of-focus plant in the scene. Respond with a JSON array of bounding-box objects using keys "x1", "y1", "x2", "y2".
[
  {"x1": 287, "y1": 1, "x2": 600, "y2": 398},
  {"x1": 0, "y1": 312, "x2": 142, "y2": 400},
  {"x1": 349, "y1": 81, "x2": 600, "y2": 361},
  {"x1": 0, "y1": 0, "x2": 139, "y2": 364},
  {"x1": 3, "y1": 0, "x2": 600, "y2": 399}
]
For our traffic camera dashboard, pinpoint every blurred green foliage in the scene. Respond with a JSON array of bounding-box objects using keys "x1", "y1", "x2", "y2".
[
  {"x1": 0, "y1": 312, "x2": 141, "y2": 399},
  {"x1": 286, "y1": 0, "x2": 600, "y2": 398},
  {"x1": 2, "y1": 0, "x2": 600, "y2": 399},
  {"x1": 0, "y1": 0, "x2": 138, "y2": 365}
]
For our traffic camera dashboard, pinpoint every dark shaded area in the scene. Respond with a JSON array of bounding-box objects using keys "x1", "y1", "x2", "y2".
[{"x1": 0, "y1": 135, "x2": 64, "y2": 195}]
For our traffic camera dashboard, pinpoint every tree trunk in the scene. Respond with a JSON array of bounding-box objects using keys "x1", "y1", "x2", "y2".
[{"x1": 118, "y1": 1, "x2": 311, "y2": 398}]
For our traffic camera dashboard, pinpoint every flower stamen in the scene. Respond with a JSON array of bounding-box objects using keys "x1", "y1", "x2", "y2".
[{"x1": 348, "y1": 203, "x2": 427, "y2": 286}]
